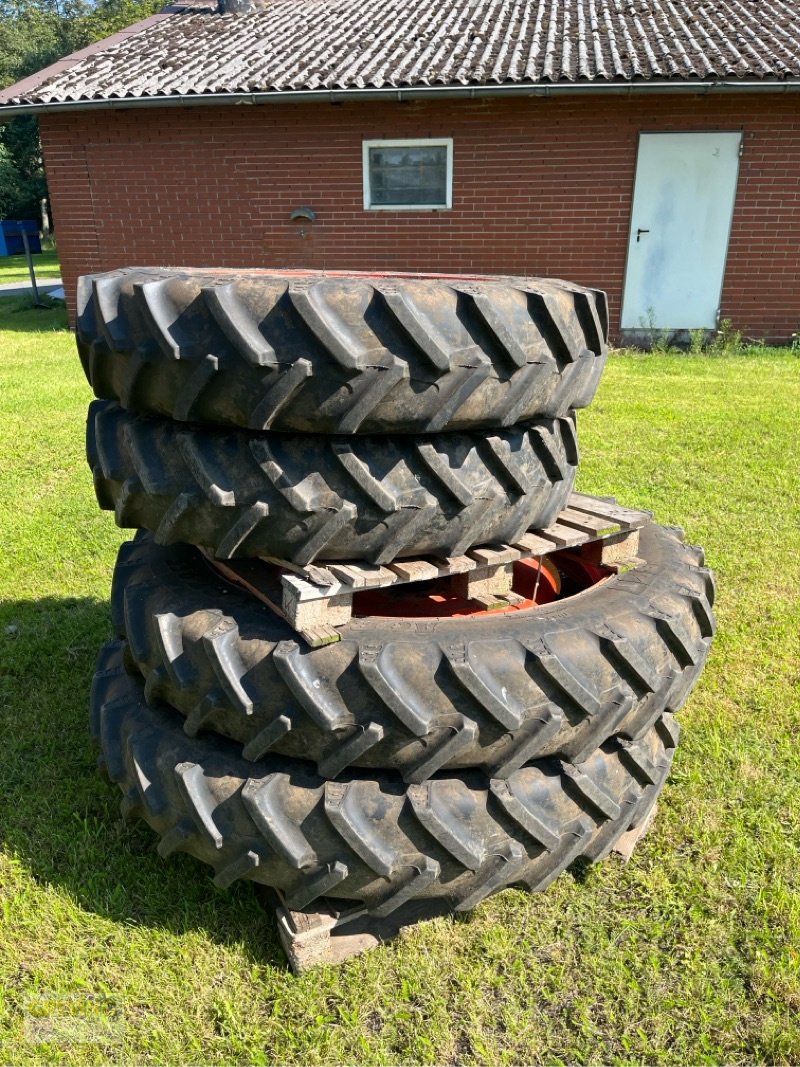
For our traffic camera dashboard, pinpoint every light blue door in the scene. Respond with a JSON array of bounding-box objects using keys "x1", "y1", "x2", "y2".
[{"x1": 621, "y1": 132, "x2": 742, "y2": 330}]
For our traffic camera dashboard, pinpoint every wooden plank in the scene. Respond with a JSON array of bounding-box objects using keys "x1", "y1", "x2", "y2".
[
  {"x1": 510, "y1": 531, "x2": 560, "y2": 555},
  {"x1": 306, "y1": 565, "x2": 340, "y2": 587},
  {"x1": 326, "y1": 564, "x2": 373, "y2": 588},
  {"x1": 419, "y1": 555, "x2": 462, "y2": 577},
  {"x1": 203, "y1": 553, "x2": 289, "y2": 621},
  {"x1": 535, "y1": 521, "x2": 586, "y2": 548},
  {"x1": 569, "y1": 492, "x2": 652, "y2": 529},
  {"x1": 612, "y1": 802, "x2": 659, "y2": 862},
  {"x1": 432, "y1": 554, "x2": 478, "y2": 575},
  {"x1": 557, "y1": 506, "x2": 618, "y2": 535},
  {"x1": 327, "y1": 562, "x2": 398, "y2": 589},
  {"x1": 388, "y1": 559, "x2": 441, "y2": 583},
  {"x1": 260, "y1": 554, "x2": 338, "y2": 587},
  {"x1": 358, "y1": 564, "x2": 400, "y2": 587},
  {"x1": 467, "y1": 544, "x2": 522, "y2": 566},
  {"x1": 322, "y1": 565, "x2": 361, "y2": 588}
]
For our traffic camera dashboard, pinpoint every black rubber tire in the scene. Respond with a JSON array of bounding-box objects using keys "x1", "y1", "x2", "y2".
[
  {"x1": 113, "y1": 524, "x2": 714, "y2": 782},
  {"x1": 93, "y1": 641, "x2": 680, "y2": 915},
  {"x1": 77, "y1": 268, "x2": 608, "y2": 435},
  {"x1": 88, "y1": 399, "x2": 579, "y2": 565}
]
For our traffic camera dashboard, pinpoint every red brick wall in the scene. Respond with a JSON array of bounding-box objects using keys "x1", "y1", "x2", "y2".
[{"x1": 39, "y1": 93, "x2": 800, "y2": 341}]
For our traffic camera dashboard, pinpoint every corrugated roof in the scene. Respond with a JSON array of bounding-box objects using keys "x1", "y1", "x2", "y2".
[{"x1": 2, "y1": 0, "x2": 800, "y2": 108}]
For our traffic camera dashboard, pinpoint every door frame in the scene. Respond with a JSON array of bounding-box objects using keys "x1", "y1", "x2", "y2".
[{"x1": 620, "y1": 129, "x2": 743, "y2": 334}]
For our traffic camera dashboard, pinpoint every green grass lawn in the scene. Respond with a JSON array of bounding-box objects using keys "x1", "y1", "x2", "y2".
[
  {"x1": 0, "y1": 248, "x2": 61, "y2": 285},
  {"x1": 1, "y1": 296, "x2": 798, "y2": 1065}
]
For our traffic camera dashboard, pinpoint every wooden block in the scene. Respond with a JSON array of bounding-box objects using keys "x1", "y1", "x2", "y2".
[
  {"x1": 286, "y1": 594, "x2": 352, "y2": 631},
  {"x1": 461, "y1": 592, "x2": 505, "y2": 610},
  {"x1": 282, "y1": 581, "x2": 353, "y2": 632},
  {"x1": 259, "y1": 888, "x2": 454, "y2": 973},
  {"x1": 452, "y1": 561, "x2": 514, "y2": 603},
  {"x1": 612, "y1": 803, "x2": 659, "y2": 862},
  {"x1": 300, "y1": 625, "x2": 342, "y2": 648},
  {"x1": 275, "y1": 901, "x2": 342, "y2": 972},
  {"x1": 581, "y1": 529, "x2": 640, "y2": 565},
  {"x1": 498, "y1": 591, "x2": 525, "y2": 606},
  {"x1": 281, "y1": 573, "x2": 342, "y2": 600},
  {"x1": 468, "y1": 590, "x2": 525, "y2": 609}
]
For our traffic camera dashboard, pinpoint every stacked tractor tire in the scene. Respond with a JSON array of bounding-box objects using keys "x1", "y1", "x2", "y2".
[{"x1": 79, "y1": 268, "x2": 715, "y2": 919}]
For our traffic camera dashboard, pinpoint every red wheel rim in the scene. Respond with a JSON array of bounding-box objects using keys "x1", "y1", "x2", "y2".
[{"x1": 352, "y1": 551, "x2": 613, "y2": 620}]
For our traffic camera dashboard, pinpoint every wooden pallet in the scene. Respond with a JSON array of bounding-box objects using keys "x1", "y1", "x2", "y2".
[
  {"x1": 259, "y1": 889, "x2": 455, "y2": 973},
  {"x1": 207, "y1": 492, "x2": 652, "y2": 647},
  {"x1": 258, "y1": 807, "x2": 658, "y2": 973}
]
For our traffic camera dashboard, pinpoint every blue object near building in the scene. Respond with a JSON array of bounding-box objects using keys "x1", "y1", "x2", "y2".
[{"x1": 0, "y1": 219, "x2": 41, "y2": 256}]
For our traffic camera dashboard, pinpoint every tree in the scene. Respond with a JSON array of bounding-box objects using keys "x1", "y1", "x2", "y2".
[
  {"x1": 0, "y1": 142, "x2": 26, "y2": 217},
  {"x1": 0, "y1": 0, "x2": 163, "y2": 223}
]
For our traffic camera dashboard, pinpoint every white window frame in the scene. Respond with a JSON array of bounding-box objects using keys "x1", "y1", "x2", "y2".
[{"x1": 362, "y1": 138, "x2": 454, "y2": 211}]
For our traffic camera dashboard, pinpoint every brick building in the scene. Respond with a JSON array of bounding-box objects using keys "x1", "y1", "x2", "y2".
[{"x1": 1, "y1": 0, "x2": 799, "y2": 341}]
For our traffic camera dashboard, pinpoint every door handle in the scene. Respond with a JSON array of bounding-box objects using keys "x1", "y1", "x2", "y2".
[{"x1": 636, "y1": 228, "x2": 650, "y2": 242}]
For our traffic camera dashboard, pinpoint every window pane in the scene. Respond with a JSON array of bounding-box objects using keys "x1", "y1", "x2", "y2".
[{"x1": 368, "y1": 144, "x2": 448, "y2": 206}]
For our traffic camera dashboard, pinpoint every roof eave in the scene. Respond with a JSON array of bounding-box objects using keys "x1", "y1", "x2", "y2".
[{"x1": 3, "y1": 77, "x2": 800, "y2": 119}]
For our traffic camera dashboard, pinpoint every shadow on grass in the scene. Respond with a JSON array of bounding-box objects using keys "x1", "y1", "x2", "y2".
[
  {"x1": 0, "y1": 594, "x2": 603, "y2": 967},
  {"x1": 0, "y1": 595, "x2": 286, "y2": 969},
  {"x1": 0, "y1": 296, "x2": 69, "y2": 332}
]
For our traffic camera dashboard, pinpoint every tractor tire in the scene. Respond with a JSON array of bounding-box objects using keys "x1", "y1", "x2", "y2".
[
  {"x1": 77, "y1": 268, "x2": 608, "y2": 435},
  {"x1": 88, "y1": 399, "x2": 579, "y2": 565},
  {"x1": 112, "y1": 524, "x2": 714, "y2": 781},
  {"x1": 93, "y1": 640, "x2": 680, "y2": 914}
]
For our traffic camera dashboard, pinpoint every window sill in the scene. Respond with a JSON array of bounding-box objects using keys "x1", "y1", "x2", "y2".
[{"x1": 364, "y1": 205, "x2": 452, "y2": 212}]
